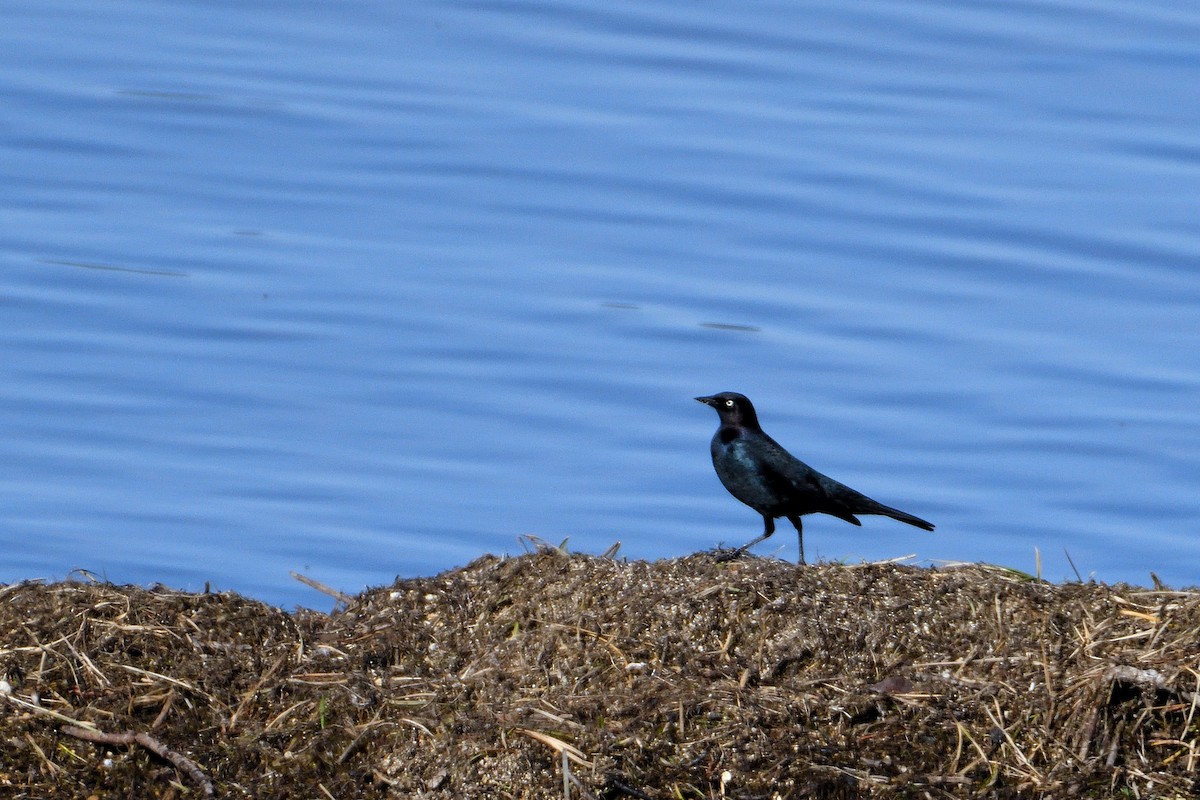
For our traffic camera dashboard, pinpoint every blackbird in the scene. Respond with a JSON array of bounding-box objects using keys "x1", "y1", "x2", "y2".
[{"x1": 696, "y1": 392, "x2": 933, "y2": 563}]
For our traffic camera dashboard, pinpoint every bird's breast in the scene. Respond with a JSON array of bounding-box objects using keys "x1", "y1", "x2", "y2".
[{"x1": 711, "y1": 436, "x2": 764, "y2": 478}]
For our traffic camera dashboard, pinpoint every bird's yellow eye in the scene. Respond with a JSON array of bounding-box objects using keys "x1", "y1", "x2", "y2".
[{"x1": 724, "y1": 399, "x2": 734, "y2": 407}]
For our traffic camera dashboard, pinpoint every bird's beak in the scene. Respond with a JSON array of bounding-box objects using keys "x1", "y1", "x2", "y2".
[{"x1": 695, "y1": 395, "x2": 716, "y2": 406}]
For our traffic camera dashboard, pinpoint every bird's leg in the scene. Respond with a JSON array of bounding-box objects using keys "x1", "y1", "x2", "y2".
[
  {"x1": 786, "y1": 514, "x2": 805, "y2": 565},
  {"x1": 733, "y1": 515, "x2": 775, "y2": 556}
]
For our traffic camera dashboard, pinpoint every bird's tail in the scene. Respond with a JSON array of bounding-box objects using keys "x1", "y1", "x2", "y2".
[{"x1": 867, "y1": 501, "x2": 935, "y2": 531}]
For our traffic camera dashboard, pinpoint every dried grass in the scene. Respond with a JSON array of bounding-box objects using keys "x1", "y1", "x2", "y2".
[{"x1": 2, "y1": 552, "x2": 1199, "y2": 798}]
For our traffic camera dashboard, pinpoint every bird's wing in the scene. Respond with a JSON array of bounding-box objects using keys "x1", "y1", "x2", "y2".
[
  {"x1": 754, "y1": 439, "x2": 825, "y2": 498},
  {"x1": 758, "y1": 438, "x2": 865, "y2": 525}
]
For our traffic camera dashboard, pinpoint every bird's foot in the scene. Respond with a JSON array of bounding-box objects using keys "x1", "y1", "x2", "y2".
[{"x1": 711, "y1": 546, "x2": 750, "y2": 563}]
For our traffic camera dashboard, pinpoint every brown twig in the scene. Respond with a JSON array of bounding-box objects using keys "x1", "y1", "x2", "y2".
[
  {"x1": 61, "y1": 724, "x2": 214, "y2": 796},
  {"x1": 290, "y1": 571, "x2": 353, "y2": 605}
]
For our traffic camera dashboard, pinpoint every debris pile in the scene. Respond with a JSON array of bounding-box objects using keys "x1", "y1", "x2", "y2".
[{"x1": 2, "y1": 552, "x2": 1198, "y2": 798}]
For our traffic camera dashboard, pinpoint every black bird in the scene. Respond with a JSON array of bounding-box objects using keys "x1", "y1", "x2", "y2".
[{"x1": 696, "y1": 392, "x2": 933, "y2": 563}]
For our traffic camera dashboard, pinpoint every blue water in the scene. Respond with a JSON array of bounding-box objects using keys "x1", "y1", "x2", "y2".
[{"x1": 3, "y1": 1, "x2": 1199, "y2": 608}]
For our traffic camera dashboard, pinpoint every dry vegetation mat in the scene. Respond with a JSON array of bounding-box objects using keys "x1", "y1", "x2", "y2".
[{"x1": 2, "y1": 552, "x2": 1199, "y2": 798}]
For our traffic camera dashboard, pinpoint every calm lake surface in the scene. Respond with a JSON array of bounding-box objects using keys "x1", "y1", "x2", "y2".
[{"x1": 3, "y1": 1, "x2": 1199, "y2": 608}]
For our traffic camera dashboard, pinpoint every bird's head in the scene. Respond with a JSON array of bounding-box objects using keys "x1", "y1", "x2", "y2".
[{"x1": 695, "y1": 392, "x2": 760, "y2": 428}]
